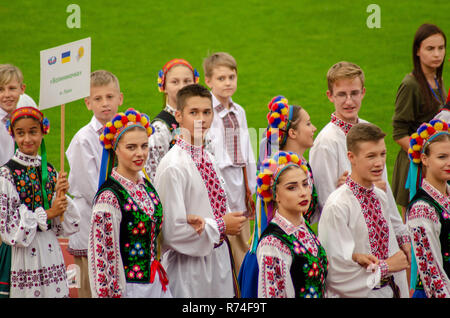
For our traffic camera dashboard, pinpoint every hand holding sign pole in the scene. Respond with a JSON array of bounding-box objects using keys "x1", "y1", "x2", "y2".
[{"x1": 39, "y1": 37, "x2": 91, "y2": 222}]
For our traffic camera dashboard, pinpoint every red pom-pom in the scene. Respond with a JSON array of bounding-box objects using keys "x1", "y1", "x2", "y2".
[{"x1": 262, "y1": 175, "x2": 271, "y2": 185}]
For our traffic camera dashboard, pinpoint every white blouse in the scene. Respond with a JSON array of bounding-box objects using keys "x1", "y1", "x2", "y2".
[{"x1": 0, "y1": 150, "x2": 80, "y2": 298}]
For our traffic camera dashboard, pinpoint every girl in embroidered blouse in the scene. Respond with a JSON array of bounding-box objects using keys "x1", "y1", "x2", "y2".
[
  {"x1": 88, "y1": 108, "x2": 203, "y2": 298},
  {"x1": 255, "y1": 151, "x2": 327, "y2": 298},
  {"x1": 406, "y1": 119, "x2": 450, "y2": 298},
  {"x1": 0, "y1": 106, "x2": 80, "y2": 298},
  {"x1": 145, "y1": 58, "x2": 200, "y2": 182},
  {"x1": 88, "y1": 109, "x2": 169, "y2": 298}
]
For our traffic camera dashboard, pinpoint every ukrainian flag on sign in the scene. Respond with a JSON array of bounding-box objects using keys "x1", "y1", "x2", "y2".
[{"x1": 61, "y1": 51, "x2": 71, "y2": 63}]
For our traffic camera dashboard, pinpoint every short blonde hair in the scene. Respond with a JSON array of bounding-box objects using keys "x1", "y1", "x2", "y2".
[
  {"x1": 203, "y1": 52, "x2": 237, "y2": 78},
  {"x1": 0, "y1": 64, "x2": 24, "y2": 87},
  {"x1": 90, "y1": 70, "x2": 120, "y2": 91},
  {"x1": 327, "y1": 61, "x2": 365, "y2": 93}
]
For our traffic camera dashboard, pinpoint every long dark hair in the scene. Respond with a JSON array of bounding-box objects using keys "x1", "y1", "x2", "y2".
[{"x1": 412, "y1": 23, "x2": 447, "y2": 113}]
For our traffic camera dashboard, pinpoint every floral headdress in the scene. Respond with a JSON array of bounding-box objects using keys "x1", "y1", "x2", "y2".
[
  {"x1": 250, "y1": 151, "x2": 310, "y2": 253},
  {"x1": 6, "y1": 106, "x2": 50, "y2": 136},
  {"x1": 157, "y1": 58, "x2": 200, "y2": 92},
  {"x1": 98, "y1": 108, "x2": 155, "y2": 188},
  {"x1": 258, "y1": 96, "x2": 296, "y2": 170}
]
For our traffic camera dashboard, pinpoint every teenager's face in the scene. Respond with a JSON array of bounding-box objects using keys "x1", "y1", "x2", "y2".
[
  {"x1": 85, "y1": 83, "x2": 123, "y2": 126},
  {"x1": 275, "y1": 167, "x2": 311, "y2": 216},
  {"x1": 327, "y1": 77, "x2": 365, "y2": 124},
  {"x1": 205, "y1": 66, "x2": 237, "y2": 102},
  {"x1": 417, "y1": 33, "x2": 446, "y2": 72},
  {"x1": 0, "y1": 79, "x2": 25, "y2": 114},
  {"x1": 115, "y1": 128, "x2": 149, "y2": 178},
  {"x1": 12, "y1": 117, "x2": 43, "y2": 156},
  {"x1": 290, "y1": 108, "x2": 317, "y2": 150},
  {"x1": 348, "y1": 139, "x2": 386, "y2": 188},
  {"x1": 164, "y1": 65, "x2": 195, "y2": 107},
  {"x1": 175, "y1": 96, "x2": 213, "y2": 145},
  {"x1": 422, "y1": 139, "x2": 450, "y2": 183}
]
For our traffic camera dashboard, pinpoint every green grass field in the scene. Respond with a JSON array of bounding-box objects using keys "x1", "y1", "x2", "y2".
[{"x1": 1, "y1": 0, "x2": 450, "y2": 186}]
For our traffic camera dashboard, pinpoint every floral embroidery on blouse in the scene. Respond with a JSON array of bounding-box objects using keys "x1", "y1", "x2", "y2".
[
  {"x1": 258, "y1": 214, "x2": 327, "y2": 298},
  {"x1": 90, "y1": 169, "x2": 162, "y2": 297},
  {"x1": 422, "y1": 180, "x2": 450, "y2": 220},
  {"x1": 408, "y1": 179, "x2": 450, "y2": 298},
  {"x1": 411, "y1": 225, "x2": 449, "y2": 298}
]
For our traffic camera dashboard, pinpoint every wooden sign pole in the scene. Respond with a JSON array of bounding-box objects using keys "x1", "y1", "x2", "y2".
[{"x1": 59, "y1": 104, "x2": 65, "y2": 222}]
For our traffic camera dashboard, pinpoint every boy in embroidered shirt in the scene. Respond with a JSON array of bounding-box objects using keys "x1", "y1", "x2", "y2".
[
  {"x1": 154, "y1": 84, "x2": 246, "y2": 297},
  {"x1": 203, "y1": 52, "x2": 256, "y2": 273},
  {"x1": 318, "y1": 123, "x2": 410, "y2": 298},
  {"x1": 0, "y1": 64, "x2": 37, "y2": 166},
  {"x1": 66, "y1": 70, "x2": 123, "y2": 297},
  {"x1": 309, "y1": 62, "x2": 407, "y2": 235}
]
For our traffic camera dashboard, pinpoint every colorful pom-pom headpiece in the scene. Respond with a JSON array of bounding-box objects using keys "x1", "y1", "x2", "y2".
[
  {"x1": 6, "y1": 106, "x2": 50, "y2": 136},
  {"x1": 256, "y1": 151, "x2": 310, "y2": 203},
  {"x1": 249, "y1": 151, "x2": 310, "y2": 254},
  {"x1": 99, "y1": 108, "x2": 154, "y2": 151},
  {"x1": 157, "y1": 58, "x2": 200, "y2": 92},
  {"x1": 98, "y1": 108, "x2": 155, "y2": 188},
  {"x1": 407, "y1": 119, "x2": 450, "y2": 165},
  {"x1": 258, "y1": 96, "x2": 296, "y2": 170},
  {"x1": 406, "y1": 118, "x2": 450, "y2": 201}
]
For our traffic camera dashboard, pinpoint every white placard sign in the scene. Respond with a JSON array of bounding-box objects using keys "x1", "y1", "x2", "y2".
[{"x1": 39, "y1": 37, "x2": 91, "y2": 109}]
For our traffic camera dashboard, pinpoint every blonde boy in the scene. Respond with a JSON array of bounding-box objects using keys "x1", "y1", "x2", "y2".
[
  {"x1": 66, "y1": 70, "x2": 123, "y2": 297},
  {"x1": 203, "y1": 52, "x2": 256, "y2": 273},
  {"x1": 0, "y1": 64, "x2": 37, "y2": 166},
  {"x1": 309, "y1": 62, "x2": 411, "y2": 276}
]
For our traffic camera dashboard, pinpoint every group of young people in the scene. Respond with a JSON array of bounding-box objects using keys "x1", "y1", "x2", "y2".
[{"x1": 0, "y1": 22, "x2": 449, "y2": 299}]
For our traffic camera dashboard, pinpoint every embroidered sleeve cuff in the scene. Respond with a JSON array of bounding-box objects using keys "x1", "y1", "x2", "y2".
[
  {"x1": 396, "y1": 234, "x2": 411, "y2": 247},
  {"x1": 379, "y1": 260, "x2": 389, "y2": 278},
  {"x1": 216, "y1": 216, "x2": 226, "y2": 237}
]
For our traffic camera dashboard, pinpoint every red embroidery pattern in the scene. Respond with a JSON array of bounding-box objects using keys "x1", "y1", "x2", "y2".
[
  {"x1": 10, "y1": 264, "x2": 67, "y2": 292},
  {"x1": 260, "y1": 255, "x2": 287, "y2": 298},
  {"x1": 412, "y1": 226, "x2": 449, "y2": 298},
  {"x1": 422, "y1": 180, "x2": 450, "y2": 220},
  {"x1": 408, "y1": 202, "x2": 440, "y2": 224},
  {"x1": 272, "y1": 214, "x2": 319, "y2": 256},
  {"x1": 330, "y1": 113, "x2": 354, "y2": 135},
  {"x1": 177, "y1": 138, "x2": 228, "y2": 241},
  {"x1": 346, "y1": 177, "x2": 389, "y2": 260},
  {"x1": 91, "y1": 191, "x2": 122, "y2": 298}
]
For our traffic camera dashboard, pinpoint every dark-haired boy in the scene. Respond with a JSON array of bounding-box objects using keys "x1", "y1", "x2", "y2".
[
  {"x1": 318, "y1": 123, "x2": 410, "y2": 298},
  {"x1": 154, "y1": 84, "x2": 246, "y2": 297}
]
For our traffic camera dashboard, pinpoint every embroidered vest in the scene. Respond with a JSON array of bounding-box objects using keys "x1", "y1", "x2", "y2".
[
  {"x1": 260, "y1": 222, "x2": 328, "y2": 298},
  {"x1": 4, "y1": 159, "x2": 57, "y2": 229},
  {"x1": 409, "y1": 188, "x2": 450, "y2": 290},
  {"x1": 96, "y1": 177, "x2": 163, "y2": 284}
]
